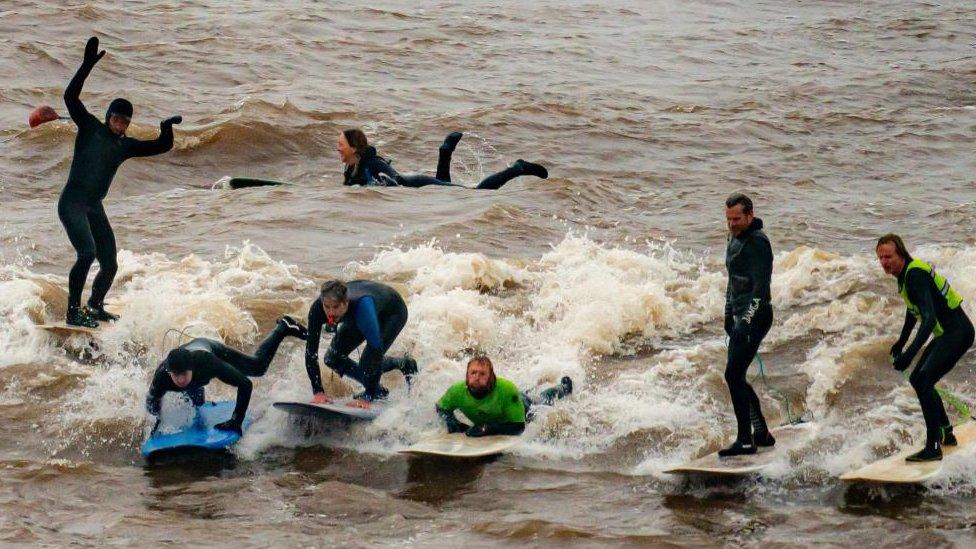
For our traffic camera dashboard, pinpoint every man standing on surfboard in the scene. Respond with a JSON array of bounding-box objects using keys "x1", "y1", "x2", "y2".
[
  {"x1": 59, "y1": 36, "x2": 182, "y2": 328},
  {"x1": 145, "y1": 316, "x2": 307, "y2": 434},
  {"x1": 718, "y1": 193, "x2": 776, "y2": 457},
  {"x1": 436, "y1": 355, "x2": 573, "y2": 437},
  {"x1": 304, "y1": 280, "x2": 418, "y2": 404},
  {"x1": 877, "y1": 234, "x2": 974, "y2": 462}
]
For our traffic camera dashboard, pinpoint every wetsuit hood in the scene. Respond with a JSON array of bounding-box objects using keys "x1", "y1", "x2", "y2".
[
  {"x1": 360, "y1": 145, "x2": 379, "y2": 161},
  {"x1": 735, "y1": 217, "x2": 764, "y2": 239},
  {"x1": 164, "y1": 347, "x2": 193, "y2": 373},
  {"x1": 105, "y1": 98, "x2": 132, "y2": 123}
]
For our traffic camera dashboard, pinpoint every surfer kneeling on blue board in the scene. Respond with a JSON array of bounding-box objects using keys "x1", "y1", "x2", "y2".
[
  {"x1": 719, "y1": 193, "x2": 776, "y2": 457},
  {"x1": 59, "y1": 36, "x2": 182, "y2": 328},
  {"x1": 145, "y1": 316, "x2": 308, "y2": 434},
  {"x1": 877, "y1": 234, "x2": 975, "y2": 462},
  {"x1": 436, "y1": 355, "x2": 573, "y2": 437},
  {"x1": 304, "y1": 280, "x2": 418, "y2": 405},
  {"x1": 338, "y1": 129, "x2": 549, "y2": 190}
]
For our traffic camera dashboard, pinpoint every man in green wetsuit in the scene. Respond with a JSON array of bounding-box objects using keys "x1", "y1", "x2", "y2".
[{"x1": 436, "y1": 355, "x2": 573, "y2": 437}]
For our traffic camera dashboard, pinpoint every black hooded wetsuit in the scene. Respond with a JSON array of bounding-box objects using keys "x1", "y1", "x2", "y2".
[
  {"x1": 305, "y1": 280, "x2": 409, "y2": 400},
  {"x1": 343, "y1": 134, "x2": 544, "y2": 190},
  {"x1": 894, "y1": 266, "x2": 975, "y2": 445},
  {"x1": 723, "y1": 217, "x2": 774, "y2": 444},
  {"x1": 59, "y1": 59, "x2": 175, "y2": 311},
  {"x1": 145, "y1": 324, "x2": 289, "y2": 425}
]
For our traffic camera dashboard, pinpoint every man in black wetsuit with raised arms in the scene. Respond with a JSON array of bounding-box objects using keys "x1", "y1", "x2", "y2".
[
  {"x1": 145, "y1": 316, "x2": 307, "y2": 434},
  {"x1": 877, "y1": 234, "x2": 974, "y2": 461},
  {"x1": 304, "y1": 280, "x2": 417, "y2": 405},
  {"x1": 719, "y1": 193, "x2": 776, "y2": 457},
  {"x1": 60, "y1": 37, "x2": 182, "y2": 327}
]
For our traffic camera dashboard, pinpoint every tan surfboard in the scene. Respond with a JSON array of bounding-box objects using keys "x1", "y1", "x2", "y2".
[
  {"x1": 664, "y1": 422, "x2": 818, "y2": 476},
  {"x1": 840, "y1": 421, "x2": 976, "y2": 484},
  {"x1": 399, "y1": 432, "x2": 520, "y2": 458},
  {"x1": 37, "y1": 300, "x2": 125, "y2": 338}
]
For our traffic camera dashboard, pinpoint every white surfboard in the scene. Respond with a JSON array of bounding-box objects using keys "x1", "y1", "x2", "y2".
[
  {"x1": 840, "y1": 421, "x2": 976, "y2": 484},
  {"x1": 273, "y1": 400, "x2": 385, "y2": 421},
  {"x1": 37, "y1": 322, "x2": 102, "y2": 337},
  {"x1": 664, "y1": 422, "x2": 817, "y2": 476},
  {"x1": 399, "y1": 432, "x2": 520, "y2": 458}
]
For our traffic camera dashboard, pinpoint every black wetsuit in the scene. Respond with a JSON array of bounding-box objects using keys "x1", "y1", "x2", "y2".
[
  {"x1": 894, "y1": 267, "x2": 975, "y2": 444},
  {"x1": 305, "y1": 280, "x2": 409, "y2": 400},
  {"x1": 343, "y1": 137, "x2": 542, "y2": 190},
  {"x1": 60, "y1": 59, "x2": 175, "y2": 311},
  {"x1": 145, "y1": 325, "x2": 288, "y2": 426},
  {"x1": 723, "y1": 218, "x2": 774, "y2": 444}
]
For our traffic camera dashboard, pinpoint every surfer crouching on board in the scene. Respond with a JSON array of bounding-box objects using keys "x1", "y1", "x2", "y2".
[
  {"x1": 338, "y1": 129, "x2": 549, "y2": 190},
  {"x1": 719, "y1": 193, "x2": 776, "y2": 457},
  {"x1": 145, "y1": 316, "x2": 307, "y2": 434},
  {"x1": 304, "y1": 280, "x2": 418, "y2": 405},
  {"x1": 436, "y1": 355, "x2": 573, "y2": 437},
  {"x1": 59, "y1": 36, "x2": 182, "y2": 328},
  {"x1": 877, "y1": 234, "x2": 974, "y2": 462}
]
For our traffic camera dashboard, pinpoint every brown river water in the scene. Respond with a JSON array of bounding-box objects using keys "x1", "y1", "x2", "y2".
[{"x1": 2, "y1": 0, "x2": 976, "y2": 546}]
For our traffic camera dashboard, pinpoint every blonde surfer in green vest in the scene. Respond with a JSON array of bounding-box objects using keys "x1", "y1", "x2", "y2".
[{"x1": 877, "y1": 234, "x2": 974, "y2": 461}]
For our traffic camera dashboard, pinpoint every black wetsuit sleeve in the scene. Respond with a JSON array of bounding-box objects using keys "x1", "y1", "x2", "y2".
[
  {"x1": 122, "y1": 122, "x2": 175, "y2": 158},
  {"x1": 371, "y1": 157, "x2": 399, "y2": 180},
  {"x1": 305, "y1": 300, "x2": 325, "y2": 394},
  {"x1": 746, "y1": 237, "x2": 773, "y2": 308},
  {"x1": 64, "y1": 60, "x2": 97, "y2": 127},
  {"x1": 198, "y1": 353, "x2": 253, "y2": 421},
  {"x1": 894, "y1": 309, "x2": 917, "y2": 350},
  {"x1": 436, "y1": 405, "x2": 469, "y2": 433},
  {"x1": 145, "y1": 364, "x2": 174, "y2": 415},
  {"x1": 903, "y1": 269, "x2": 937, "y2": 360}
]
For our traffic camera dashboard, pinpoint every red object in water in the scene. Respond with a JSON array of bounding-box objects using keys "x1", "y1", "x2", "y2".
[{"x1": 29, "y1": 105, "x2": 60, "y2": 128}]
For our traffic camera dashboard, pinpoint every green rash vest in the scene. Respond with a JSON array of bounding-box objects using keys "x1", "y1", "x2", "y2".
[{"x1": 437, "y1": 377, "x2": 525, "y2": 425}]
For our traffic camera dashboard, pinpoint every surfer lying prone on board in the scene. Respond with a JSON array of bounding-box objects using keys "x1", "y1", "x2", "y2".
[
  {"x1": 145, "y1": 316, "x2": 308, "y2": 434},
  {"x1": 436, "y1": 355, "x2": 573, "y2": 437},
  {"x1": 304, "y1": 280, "x2": 418, "y2": 406},
  {"x1": 338, "y1": 129, "x2": 549, "y2": 190}
]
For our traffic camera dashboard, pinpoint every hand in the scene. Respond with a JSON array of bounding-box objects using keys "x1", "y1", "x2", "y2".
[
  {"x1": 161, "y1": 115, "x2": 182, "y2": 126},
  {"x1": 892, "y1": 352, "x2": 913, "y2": 372},
  {"x1": 465, "y1": 424, "x2": 489, "y2": 438},
  {"x1": 214, "y1": 419, "x2": 243, "y2": 435},
  {"x1": 730, "y1": 319, "x2": 750, "y2": 343},
  {"x1": 311, "y1": 392, "x2": 332, "y2": 404},
  {"x1": 447, "y1": 421, "x2": 471, "y2": 434},
  {"x1": 83, "y1": 37, "x2": 105, "y2": 66},
  {"x1": 889, "y1": 342, "x2": 905, "y2": 359}
]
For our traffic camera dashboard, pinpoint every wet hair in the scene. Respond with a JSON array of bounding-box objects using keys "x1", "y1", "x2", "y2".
[
  {"x1": 342, "y1": 128, "x2": 368, "y2": 157},
  {"x1": 725, "y1": 192, "x2": 754, "y2": 214},
  {"x1": 320, "y1": 280, "x2": 349, "y2": 302},
  {"x1": 876, "y1": 233, "x2": 913, "y2": 262},
  {"x1": 467, "y1": 355, "x2": 494, "y2": 373},
  {"x1": 164, "y1": 348, "x2": 192, "y2": 374}
]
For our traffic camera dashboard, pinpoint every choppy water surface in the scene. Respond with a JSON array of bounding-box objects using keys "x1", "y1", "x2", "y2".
[{"x1": 2, "y1": 1, "x2": 976, "y2": 545}]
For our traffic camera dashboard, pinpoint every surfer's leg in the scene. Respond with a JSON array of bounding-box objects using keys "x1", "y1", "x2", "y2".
[
  {"x1": 325, "y1": 323, "x2": 365, "y2": 383},
  {"x1": 58, "y1": 198, "x2": 99, "y2": 327},
  {"x1": 396, "y1": 174, "x2": 458, "y2": 188},
  {"x1": 357, "y1": 303, "x2": 410, "y2": 399},
  {"x1": 435, "y1": 131, "x2": 463, "y2": 182},
  {"x1": 86, "y1": 202, "x2": 119, "y2": 318},
  {"x1": 476, "y1": 160, "x2": 548, "y2": 190},
  {"x1": 211, "y1": 317, "x2": 303, "y2": 377},
  {"x1": 719, "y1": 309, "x2": 772, "y2": 457}
]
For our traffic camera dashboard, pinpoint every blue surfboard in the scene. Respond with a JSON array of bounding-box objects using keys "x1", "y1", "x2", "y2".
[{"x1": 140, "y1": 401, "x2": 252, "y2": 459}]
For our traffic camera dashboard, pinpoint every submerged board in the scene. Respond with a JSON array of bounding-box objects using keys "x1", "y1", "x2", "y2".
[
  {"x1": 840, "y1": 421, "x2": 976, "y2": 484},
  {"x1": 228, "y1": 177, "x2": 286, "y2": 189},
  {"x1": 141, "y1": 401, "x2": 251, "y2": 459},
  {"x1": 399, "y1": 432, "x2": 520, "y2": 458},
  {"x1": 273, "y1": 400, "x2": 385, "y2": 421},
  {"x1": 664, "y1": 422, "x2": 817, "y2": 476}
]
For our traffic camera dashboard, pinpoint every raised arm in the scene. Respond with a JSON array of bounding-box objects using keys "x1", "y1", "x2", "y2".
[
  {"x1": 64, "y1": 37, "x2": 105, "y2": 125},
  {"x1": 123, "y1": 116, "x2": 181, "y2": 158}
]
